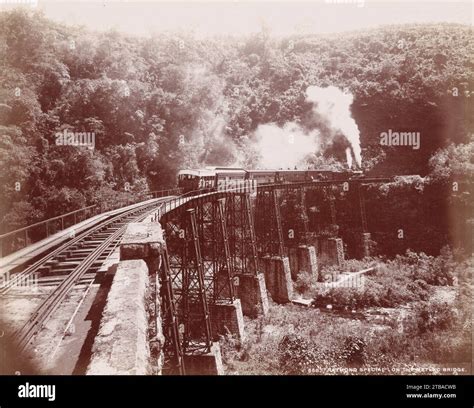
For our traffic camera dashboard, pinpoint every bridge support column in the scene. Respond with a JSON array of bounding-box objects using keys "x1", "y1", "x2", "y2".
[
  {"x1": 351, "y1": 183, "x2": 371, "y2": 259},
  {"x1": 260, "y1": 256, "x2": 293, "y2": 303},
  {"x1": 183, "y1": 343, "x2": 224, "y2": 375},
  {"x1": 297, "y1": 245, "x2": 318, "y2": 278},
  {"x1": 235, "y1": 273, "x2": 269, "y2": 317},
  {"x1": 359, "y1": 232, "x2": 371, "y2": 258},
  {"x1": 316, "y1": 237, "x2": 344, "y2": 271},
  {"x1": 226, "y1": 193, "x2": 269, "y2": 317},
  {"x1": 289, "y1": 245, "x2": 318, "y2": 281},
  {"x1": 210, "y1": 299, "x2": 245, "y2": 340},
  {"x1": 288, "y1": 248, "x2": 298, "y2": 280}
]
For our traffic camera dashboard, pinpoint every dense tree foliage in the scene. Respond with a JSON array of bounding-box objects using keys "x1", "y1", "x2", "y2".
[{"x1": 0, "y1": 10, "x2": 472, "y2": 254}]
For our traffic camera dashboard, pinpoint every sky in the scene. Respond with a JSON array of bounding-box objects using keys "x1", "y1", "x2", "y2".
[{"x1": 1, "y1": 1, "x2": 472, "y2": 37}]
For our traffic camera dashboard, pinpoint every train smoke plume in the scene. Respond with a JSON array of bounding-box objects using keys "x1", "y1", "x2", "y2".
[
  {"x1": 252, "y1": 85, "x2": 362, "y2": 169},
  {"x1": 253, "y1": 122, "x2": 320, "y2": 169},
  {"x1": 306, "y1": 85, "x2": 362, "y2": 168}
]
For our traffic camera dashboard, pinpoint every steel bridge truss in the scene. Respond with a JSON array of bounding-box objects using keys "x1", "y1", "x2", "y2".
[
  {"x1": 158, "y1": 178, "x2": 388, "y2": 371},
  {"x1": 255, "y1": 189, "x2": 285, "y2": 257},
  {"x1": 255, "y1": 179, "x2": 380, "y2": 257},
  {"x1": 225, "y1": 193, "x2": 259, "y2": 276},
  {"x1": 159, "y1": 192, "x2": 259, "y2": 363}
]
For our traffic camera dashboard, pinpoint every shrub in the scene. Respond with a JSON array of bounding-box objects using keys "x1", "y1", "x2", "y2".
[
  {"x1": 339, "y1": 336, "x2": 367, "y2": 367},
  {"x1": 313, "y1": 253, "x2": 445, "y2": 310},
  {"x1": 313, "y1": 273, "x2": 430, "y2": 309},
  {"x1": 294, "y1": 271, "x2": 315, "y2": 295},
  {"x1": 394, "y1": 248, "x2": 456, "y2": 286},
  {"x1": 278, "y1": 334, "x2": 316, "y2": 374},
  {"x1": 406, "y1": 279, "x2": 430, "y2": 301},
  {"x1": 277, "y1": 333, "x2": 343, "y2": 374},
  {"x1": 409, "y1": 301, "x2": 456, "y2": 334}
]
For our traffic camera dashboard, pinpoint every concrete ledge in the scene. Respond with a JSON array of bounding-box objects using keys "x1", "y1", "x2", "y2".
[
  {"x1": 86, "y1": 259, "x2": 151, "y2": 375},
  {"x1": 97, "y1": 247, "x2": 120, "y2": 277},
  {"x1": 120, "y1": 223, "x2": 165, "y2": 261},
  {"x1": 117, "y1": 222, "x2": 167, "y2": 374}
]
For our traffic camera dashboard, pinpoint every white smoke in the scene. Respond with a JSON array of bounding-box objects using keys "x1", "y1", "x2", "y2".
[
  {"x1": 251, "y1": 85, "x2": 362, "y2": 169},
  {"x1": 345, "y1": 147, "x2": 353, "y2": 169},
  {"x1": 253, "y1": 122, "x2": 320, "y2": 169},
  {"x1": 306, "y1": 85, "x2": 362, "y2": 167}
]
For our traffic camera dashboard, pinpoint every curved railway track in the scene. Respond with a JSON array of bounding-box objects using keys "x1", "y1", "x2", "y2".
[{"x1": 4, "y1": 199, "x2": 166, "y2": 352}]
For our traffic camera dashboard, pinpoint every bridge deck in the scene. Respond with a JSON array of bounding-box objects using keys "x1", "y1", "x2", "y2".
[{"x1": 0, "y1": 197, "x2": 176, "y2": 278}]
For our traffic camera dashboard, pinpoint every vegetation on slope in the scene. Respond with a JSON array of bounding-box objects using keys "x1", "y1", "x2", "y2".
[{"x1": 0, "y1": 10, "x2": 472, "y2": 254}]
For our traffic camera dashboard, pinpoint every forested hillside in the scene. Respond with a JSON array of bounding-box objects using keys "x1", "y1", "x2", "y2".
[{"x1": 0, "y1": 10, "x2": 472, "y2": 253}]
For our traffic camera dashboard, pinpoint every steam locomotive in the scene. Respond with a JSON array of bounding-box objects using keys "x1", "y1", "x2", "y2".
[{"x1": 177, "y1": 166, "x2": 364, "y2": 193}]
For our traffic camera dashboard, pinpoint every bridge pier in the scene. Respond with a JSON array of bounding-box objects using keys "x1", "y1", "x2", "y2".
[
  {"x1": 341, "y1": 231, "x2": 372, "y2": 259},
  {"x1": 162, "y1": 203, "x2": 241, "y2": 374},
  {"x1": 288, "y1": 245, "x2": 318, "y2": 281},
  {"x1": 210, "y1": 299, "x2": 245, "y2": 340},
  {"x1": 343, "y1": 183, "x2": 372, "y2": 259},
  {"x1": 255, "y1": 189, "x2": 294, "y2": 303},
  {"x1": 315, "y1": 237, "x2": 345, "y2": 272},
  {"x1": 183, "y1": 343, "x2": 224, "y2": 375},
  {"x1": 225, "y1": 193, "x2": 269, "y2": 317},
  {"x1": 260, "y1": 256, "x2": 293, "y2": 303},
  {"x1": 235, "y1": 273, "x2": 269, "y2": 317},
  {"x1": 358, "y1": 232, "x2": 371, "y2": 258}
]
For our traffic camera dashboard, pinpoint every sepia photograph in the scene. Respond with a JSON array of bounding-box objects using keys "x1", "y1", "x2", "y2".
[{"x1": 0, "y1": 0, "x2": 472, "y2": 402}]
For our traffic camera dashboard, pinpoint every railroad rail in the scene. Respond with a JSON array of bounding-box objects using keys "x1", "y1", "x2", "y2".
[
  {"x1": 7, "y1": 199, "x2": 168, "y2": 352},
  {"x1": 0, "y1": 188, "x2": 182, "y2": 257}
]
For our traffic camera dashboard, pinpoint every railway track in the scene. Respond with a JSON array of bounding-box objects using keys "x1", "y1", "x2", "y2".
[{"x1": 5, "y1": 200, "x2": 165, "y2": 352}]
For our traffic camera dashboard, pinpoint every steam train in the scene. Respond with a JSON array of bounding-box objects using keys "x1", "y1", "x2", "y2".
[{"x1": 177, "y1": 166, "x2": 364, "y2": 193}]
